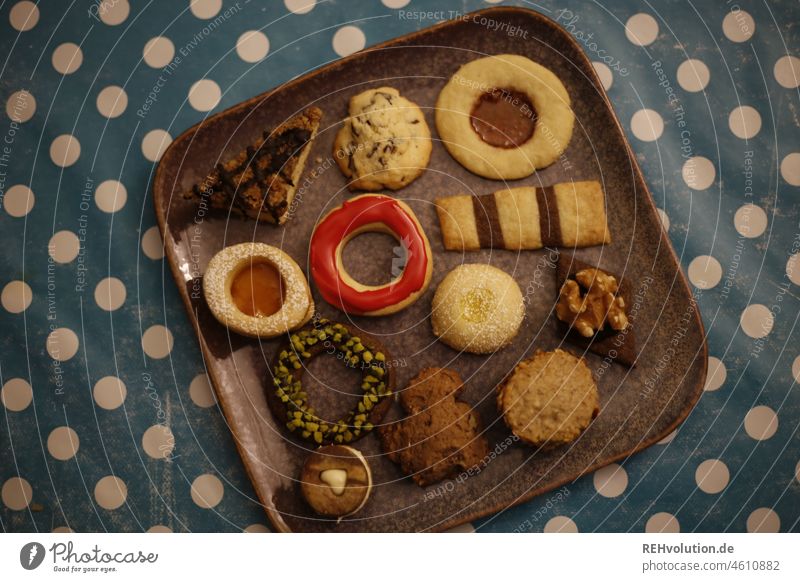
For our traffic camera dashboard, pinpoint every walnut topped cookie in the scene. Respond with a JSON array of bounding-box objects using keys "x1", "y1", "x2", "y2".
[
  {"x1": 334, "y1": 87, "x2": 432, "y2": 191},
  {"x1": 436, "y1": 54, "x2": 574, "y2": 180}
]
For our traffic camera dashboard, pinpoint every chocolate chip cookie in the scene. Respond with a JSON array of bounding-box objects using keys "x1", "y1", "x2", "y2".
[{"x1": 334, "y1": 87, "x2": 431, "y2": 191}]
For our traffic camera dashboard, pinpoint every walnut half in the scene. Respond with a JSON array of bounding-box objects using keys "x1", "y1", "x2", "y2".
[{"x1": 555, "y1": 268, "x2": 629, "y2": 338}]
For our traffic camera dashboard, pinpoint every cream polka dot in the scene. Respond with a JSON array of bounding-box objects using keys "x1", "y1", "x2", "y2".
[
  {"x1": 3, "y1": 184, "x2": 34, "y2": 217},
  {"x1": 2, "y1": 477, "x2": 32, "y2": 510},
  {"x1": 48, "y1": 230, "x2": 80, "y2": 264},
  {"x1": 382, "y1": 0, "x2": 411, "y2": 8},
  {"x1": 682, "y1": 156, "x2": 716, "y2": 190},
  {"x1": 190, "y1": 0, "x2": 221, "y2": 19},
  {"x1": 793, "y1": 356, "x2": 800, "y2": 384},
  {"x1": 188, "y1": 79, "x2": 221, "y2": 112},
  {"x1": 52, "y1": 526, "x2": 74, "y2": 533},
  {"x1": 98, "y1": 0, "x2": 129, "y2": 25},
  {"x1": 740, "y1": 304, "x2": 773, "y2": 339},
  {"x1": 780, "y1": 153, "x2": 800, "y2": 186},
  {"x1": 704, "y1": 356, "x2": 727, "y2": 392},
  {"x1": 141, "y1": 226, "x2": 165, "y2": 260},
  {"x1": 593, "y1": 463, "x2": 628, "y2": 498},
  {"x1": 677, "y1": 59, "x2": 710, "y2": 92},
  {"x1": 744, "y1": 405, "x2": 778, "y2": 440},
  {"x1": 50, "y1": 134, "x2": 81, "y2": 168},
  {"x1": 142, "y1": 424, "x2": 175, "y2": 460},
  {"x1": 657, "y1": 208, "x2": 670, "y2": 231},
  {"x1": 789, "y1": 255, "x2": 800, "y2": 287},
  {"x1": 729, "y1": 105, "x2": 761, "y2": 139},
  {"x1": 631, "y1": 109, "x2": 664, "y2": 142},
  {"x1": 236, "y1": 31, "x2": 269, "y2": 63},
  {"x1": 9, "y1": 1, "x2": 39, "y2": 31},
  {"x1": 657, "y1": 429, "x2": 677, "y2": 445},
  {"x1": 47, "y1": 426, "x2": 80, "y2": 461},
  {"x1": 189, "y1": 373, "x2": 216, "y2": 408},
  {"x1": 52, "y1": 43, "x2": 83, "y2": 75},
  {"x1": 592, "y1": 61, "x2": 613, "y2": 90},
  {"x1": 94, "y1": 476, "x2": 127, "y2": 510},
  {"x1": 747, "y1": 507, "x2": 780, "y2": 533},
  {"x1": 687, "y1": 255, "x2": 722, "y2": 290},
  {"x1": 244, "y1": 523, "x2": 269, "y2": 533},
  {"x1": 93, "y1": 376, "x2": 127, "y2": 410},
  {"x1": 47, "y1": 328, "x2": 80, "y2": 362},
  {"x1": 95, "y1": 179, "x2": 127, "y2": 213},
  {"x1": 94, "y1": 277, "x2": 126, "y2": 311},
  {"x1": 284, "y1": 0, "x2": 316, "y2": 14},
  {"x1": 141, "y1": 129, "x2": 172, "y2": 162},
  {"x1": 143, "y1": 37, "x2": 175, "y2": 68},
  {"x1": 6, "y1": 90, "x2": 36, "y2": 122},
  {"x1": 142, "y1": 325, "x2": 174, "y2": 359},
  {"x1": 332, "y1": 26, "x2": 366, "y2": 57},
  {"x1": 646, "y1": 512, "x2": 680, "y2": 533},
  {"x1": 147, "y1": 525, "x2": 172, "y2": 533},
  {"x1": 734, "y1": 203, "x2": 767, "y2": 238},
  {"x1": 2, "y1": 280, "x2": 32, "y2": 313},
  {"x1": 723, "y1": 9, "x2": 755, "y2": 43},
  {"x1": 1, "y1": 378, "x2": 33, "y2": 412},
  {"x1": 544, "y1": 516, "x2": 578, "y2": 533},
  {"x1": 695, "y1": 459, "x2": 729, "y2": 494},
  {"x1": 96, "y1": 86, "x2": 128, "y2": 119},
  {"x1": 625, "y1": 13, "x2": 658, "y2": 46},
  {"x1": 774, "y1": 56, "x2": 800, "y2": 89},
  {"x1": 190, "y1": 474, "x2": 224, "y2": 508}
]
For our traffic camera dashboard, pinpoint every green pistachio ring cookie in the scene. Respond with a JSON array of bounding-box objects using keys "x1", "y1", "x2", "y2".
[{"x1": 266, "y1": 319, "x2": 395, "y2": 445}]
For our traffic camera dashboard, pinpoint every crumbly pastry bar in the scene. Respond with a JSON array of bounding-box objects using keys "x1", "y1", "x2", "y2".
[
  {"x1": 434, "y1": 180, "x2": 611, "y2": 251},
  {"x1": 184, "y1": 107, "x2": 322, "y2": 224}
]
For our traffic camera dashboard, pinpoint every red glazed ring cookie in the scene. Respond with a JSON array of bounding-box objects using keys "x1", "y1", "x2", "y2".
[{"x1": 310, "y1": 194, "x2": 433, "y2": 316}]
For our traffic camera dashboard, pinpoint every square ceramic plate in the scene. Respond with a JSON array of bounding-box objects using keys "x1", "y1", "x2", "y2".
[{"x1": 153, "y1": 6, "x2": 707, "y2": 532}]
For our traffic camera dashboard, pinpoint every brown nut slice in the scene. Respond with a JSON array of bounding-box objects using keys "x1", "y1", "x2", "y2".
[{"x1": 300, "y1": 445, "x2": 372, "y2": 518}]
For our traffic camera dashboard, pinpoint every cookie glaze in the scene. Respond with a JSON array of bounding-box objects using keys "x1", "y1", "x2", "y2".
[{"x1": 310, "y1": 195, "x2": 430, "y2": 314}]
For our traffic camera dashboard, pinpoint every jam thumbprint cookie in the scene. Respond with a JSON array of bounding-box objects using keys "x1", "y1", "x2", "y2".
[
  {"x1": 267, "y1": 320, "x2": 395, "y2": 445},
  {"x1": 300, "y1": 445, "x2": 372, "y2": 518},
  {"x1": 436, "y1": 54, "x2": 574, "y2": 180},
  {"x1": 203, "y1": 243, "x2": 314, "y2": 338},
  {"x1": 309, "y1": 194, "x2": 433, "y2": 316},
  {"x1": 431, "y1": 264, "x2": 524, "y2": 354}
]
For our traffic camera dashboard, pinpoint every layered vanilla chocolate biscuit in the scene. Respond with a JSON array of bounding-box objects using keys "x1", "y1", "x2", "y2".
[{"x1": 435, "y1": 181, "x2": 611, "y2": 251}]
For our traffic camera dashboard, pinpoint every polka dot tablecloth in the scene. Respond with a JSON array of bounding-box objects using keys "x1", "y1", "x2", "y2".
[{"x1": 1, "y1": 0, "x2": 798, "y2": 533}]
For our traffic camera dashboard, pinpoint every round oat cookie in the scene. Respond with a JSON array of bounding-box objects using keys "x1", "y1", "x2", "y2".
[
  {"x1": 498, "y1": 349, "x2": 599, "y2": 448},
  {"x1": 435, "y1": 54, "x2": 574, "y2": 180},
  {"x1": 334, "y1": 87, "x2": 432, "y2": 191},
  {"x1": 431, "y1": 264, "x2": 524, "y2": 354}
]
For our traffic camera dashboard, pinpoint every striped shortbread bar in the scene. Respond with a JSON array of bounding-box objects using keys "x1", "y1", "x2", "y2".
[{"x1": 434, "y1": 181, "x2": 612, "y2": 251}]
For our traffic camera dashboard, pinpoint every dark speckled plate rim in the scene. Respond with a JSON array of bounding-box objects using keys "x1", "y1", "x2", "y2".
[{"x1": 152, "y1": 6, "x2": 708, "y2": 533}]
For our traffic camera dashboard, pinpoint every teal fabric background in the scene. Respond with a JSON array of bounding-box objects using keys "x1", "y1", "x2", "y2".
[{"x1": 1, "y1": 0, "x2": 798, "y2": 532}]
